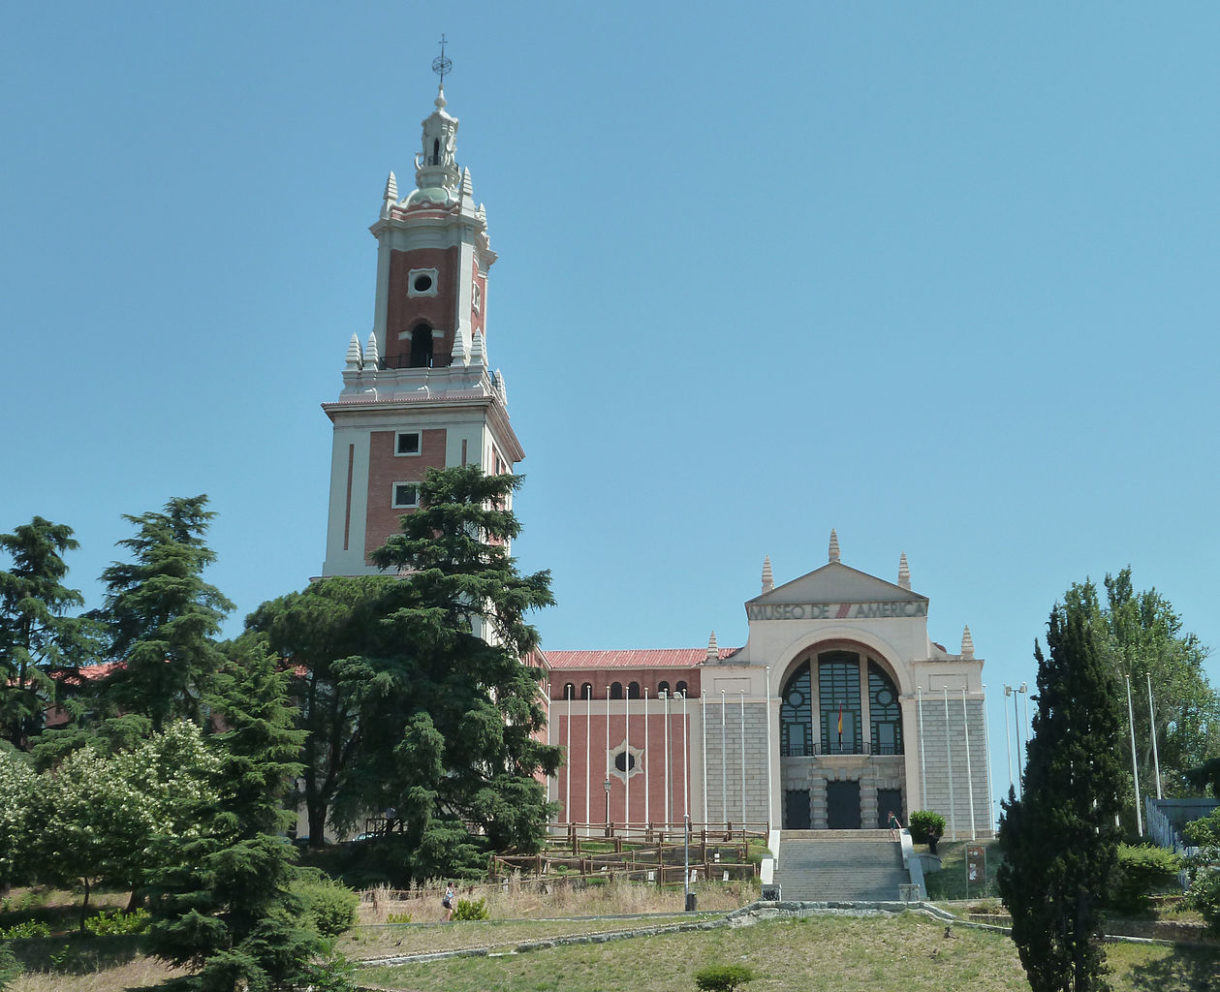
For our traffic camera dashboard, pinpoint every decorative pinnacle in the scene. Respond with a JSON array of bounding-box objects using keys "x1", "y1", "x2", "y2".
[
  {"x1": 761, "y1": 556, "x2": 774, "y2": 594},
  {"x1": 898, "y1": 552, "x2": 910, "y2": 590},
  {"x1": 706, "y1": 631, "x2": 719, "y2": 662},
  {"x1": 829, "y1": 529, "x2": 840, "y2": 563},
  {"x1": 432, "y1": 34, "x2": 452, "y2": 96},
  {"x1": 961, "y1": 625, "x2": 975, "y2": 657}
]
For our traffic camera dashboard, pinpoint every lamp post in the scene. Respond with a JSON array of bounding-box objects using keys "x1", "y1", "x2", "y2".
[{"x1": 1002, "y1": 685, "x2": 1013, "y2": 795}]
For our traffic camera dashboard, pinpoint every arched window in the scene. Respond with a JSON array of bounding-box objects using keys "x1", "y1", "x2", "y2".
[
  {"x1": 780, "y1": 666, "x2": 812, "y2": 756},
  {"x1": 627, "y1": 681, "x2": 640, "y2": 700},
  {"x1": 409, "y1": 324, "x2": 433, "y2": 368},
  {"x1": 581, "y1": 683, "x2": 593, "y2": 700},
  {"x1": 819, "y1": 651, "x2": 862, "y2": 755},
  {"x1": 869, "y1": 662, "x2": 903, "y2": 755},
  {"x1": 610, "y1": 682, "x2": 623, "y2": 700},
  {"x1": 675, "y1": 680, "x2": 688, "y2": 696},
  {"x1": 657, "y1": 680, "x2": 670, "y2": 696},
  {"x1": 563, "y1": 683, "x2": 575, "y2": 700}
]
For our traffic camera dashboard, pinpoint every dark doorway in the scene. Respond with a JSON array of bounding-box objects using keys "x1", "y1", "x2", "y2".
[
  {"x1": 826, "y1": 780, "x2": 861, "y2": 829},
  {"x1": 784, "y1": 790, "x2": 811, "y2": 830},
  {"x1": 877, "y1": 788, "x2": 903, "y2": 830},
  {"x1": 409, "y1": 326, "x2": 434, "y2": 368}
]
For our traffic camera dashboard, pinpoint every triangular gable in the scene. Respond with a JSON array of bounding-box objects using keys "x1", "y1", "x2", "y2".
[{"x1": 746, "y1": 561, "x2": 927, "y2": 615}]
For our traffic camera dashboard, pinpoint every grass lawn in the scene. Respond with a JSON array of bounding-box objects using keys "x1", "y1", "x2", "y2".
[
  {"x1": 355, "y1": 912, "x2": 1220, "y2": 992},
  {"x1": 922, "y1": 839, "x2": 1005, "y2": 901}
]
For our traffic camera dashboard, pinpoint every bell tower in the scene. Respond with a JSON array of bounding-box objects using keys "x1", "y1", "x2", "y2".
[{"x1": 321, "y1": 56, "x2": 523, "y2": 577}]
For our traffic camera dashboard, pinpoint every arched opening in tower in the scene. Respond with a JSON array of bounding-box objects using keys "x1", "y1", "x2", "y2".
[{"x1": 409, "y1": 325, "x2": 434, "y2": 368}]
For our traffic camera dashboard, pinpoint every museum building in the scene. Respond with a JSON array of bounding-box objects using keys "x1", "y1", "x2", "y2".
[{"x1": 320, "y1": 75, "x2": 993, "y2": 840}]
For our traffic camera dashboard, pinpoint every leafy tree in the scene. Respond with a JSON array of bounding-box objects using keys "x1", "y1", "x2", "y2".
[
  {"x1": 145, "y1": 640, "x2": 349, "y2": 991},
  {"x1": 1060, "y1": 570, "x2": 1219, "y2": 813},
  {"x1": 998, "y1": 583, "x2": 1125, "y2": 992},
  {"x1": 0, "y1": 517, "x2": 103, "y2": 749},
  {"x1": 30, "y1": 743, "x2": 156, "y2": 928},
  {"x1": 97, "y1": 496, "x2": 233, "y2": 731},
  {"x1": 0, "y1": 746, "x2": 36, "y2": 890},
  {"x1": 339, "y1": 466, "x2": 559, "y2": 869},
  {"x1": 244, "y1": 575, "x2": 400, "y2": 847},
  {"x1": 25, "y1": 722, "x2": 221, "y2": 928}
]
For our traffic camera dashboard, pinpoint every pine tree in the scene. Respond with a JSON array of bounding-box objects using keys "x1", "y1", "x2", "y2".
[
  {"x1": 0, "y1": 517, "x2": 102, "y2": 748},
  {"x1": 998, "y1": 583, "x2": 1125, "y2": 992},
  {"x1": 98, "y1": 496, "x2": 233, "y2": 731},
  {"x1": 342, "y1": 465, "x2": 560, "y2": 864},
  {"x1": 145, "y1": 640, "x2": 347, "y2": 991}
]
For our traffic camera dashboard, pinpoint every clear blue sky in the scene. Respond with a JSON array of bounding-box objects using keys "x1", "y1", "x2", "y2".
[{"x1": 4, "y1": 2, "x2": 1219, "y2": 821}]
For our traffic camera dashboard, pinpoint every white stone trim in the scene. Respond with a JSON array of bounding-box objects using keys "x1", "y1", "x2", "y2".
[{"x1": 407, "y1": 267, "x2": 439, "y2": 297}]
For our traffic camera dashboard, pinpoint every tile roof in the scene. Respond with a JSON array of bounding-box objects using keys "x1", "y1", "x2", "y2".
[{"x1": 541, "y1": 648, "x2": 738, "y2": 670}]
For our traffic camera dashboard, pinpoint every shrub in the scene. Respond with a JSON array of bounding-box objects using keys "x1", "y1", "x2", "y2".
[
  {"x1": 293, "y1": 878, "x2": 360, "y2": 937},
  {"x1": 0, "y1": 919, "x2": 51, "y2": 939},
  {"x1": 908, "y1": 810, "x2": 946, "y2": 847},
  {"x1": 694, "y1": 963, "x2": 755, "y2": 992},
  {"x1": 452, "y1": 897, "x2": 489, "y2": 921},
  {"x1": 1107, "y1": 844, "x2": 1182, "y2": 916},
  {"x1": 1188, "y1": 868, "x2": 1220, "y2": 932},
  {"x1": 84, "y1": 908, "x2": 151, "y2": 936},
  {"x1": 386, "y1": 911, "x2": 412, "y2": 924}
]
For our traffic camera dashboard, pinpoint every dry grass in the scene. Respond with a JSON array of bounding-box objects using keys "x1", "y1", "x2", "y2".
[
  {"x1": 357, "y1": 875, "x2": 758, "y2": 926},
  {"x1": 8, "y1": 955, "x2": 186, "y2": 992}
]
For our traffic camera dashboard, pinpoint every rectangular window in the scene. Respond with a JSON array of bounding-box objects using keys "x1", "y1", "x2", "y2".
[
  {"x1": 392, "y1": 483, "x2": 419, "y2": 508},
  {"x1": 396, "y1": 432, "x2": 421, "y2": 456}
]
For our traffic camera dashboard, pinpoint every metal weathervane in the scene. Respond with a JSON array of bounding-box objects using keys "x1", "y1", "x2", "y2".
[{"x1": 432, "y1": 34, "x2": 452, "y2": 87}]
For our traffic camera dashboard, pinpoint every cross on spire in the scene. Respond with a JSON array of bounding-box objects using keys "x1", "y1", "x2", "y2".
[{"x1": 432, "y1": 34, "x2": 452, "y2": 89}]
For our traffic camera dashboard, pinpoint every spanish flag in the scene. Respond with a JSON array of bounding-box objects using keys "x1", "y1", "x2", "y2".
[{"x1": 837, "y1": 702, "x2": 843, "y2": 744}]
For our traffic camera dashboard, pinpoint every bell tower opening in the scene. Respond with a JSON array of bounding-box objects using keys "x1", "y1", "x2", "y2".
[{"x1": 409, "y1": 325, "x2": 434, "y2": 368}]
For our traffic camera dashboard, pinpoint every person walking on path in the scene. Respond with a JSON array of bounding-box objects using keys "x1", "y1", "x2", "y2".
[{"x1": 442, "y1": 882, "x2": 456, "y2": 922}]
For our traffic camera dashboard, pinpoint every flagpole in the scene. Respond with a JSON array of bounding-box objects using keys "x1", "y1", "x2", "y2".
[
  {"x1": 1126, "y1": 675, "x2": 1144, "y2": 835},
  {"x1": 1147, "y1": 673, "x2": 1163, "y2": 800},
  {"x1": 740, "y1": 691, "x2": 747, "y2": 825},
  {"x1": 943, "y1": 686, "x2": 956, "y2": 840}
]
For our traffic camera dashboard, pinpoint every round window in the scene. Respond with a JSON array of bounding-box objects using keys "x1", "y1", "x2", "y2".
[
  {"x1": 876, "y1": 688, "x2": 894, "y2": 706},
  {"x1": 614, "y1": 751, "x2": 636, "y2": 773},
  {"x1": 413, "y1": 274, "x2": 433, "y2": 292},
  {"x1": 788, "y1": 690, "x2": 804, "y2": 707}
]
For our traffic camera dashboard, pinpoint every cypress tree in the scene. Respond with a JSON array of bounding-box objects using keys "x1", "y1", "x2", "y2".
[{"x1": 998, "y1": 583, "x2": 1124, "y2": 992}]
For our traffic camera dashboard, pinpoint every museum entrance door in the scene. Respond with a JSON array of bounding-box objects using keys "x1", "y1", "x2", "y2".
[
  {"x1": 877, "y1": 788, "x2": 903, "y2": 829},
  {"x1": 826, "y1": 780, "x2": 861, "y2": 829},
  {"x1": 784, "y1": 789, "x2": 812, "y2": 829}
]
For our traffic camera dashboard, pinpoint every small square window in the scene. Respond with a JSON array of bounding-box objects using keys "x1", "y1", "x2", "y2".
[
  {"x1": 396, "y1": 432, "x2": 420, "y2": 456},
  {"x1": 392, "y1": 483, "x2": 419, "y2": 508}
]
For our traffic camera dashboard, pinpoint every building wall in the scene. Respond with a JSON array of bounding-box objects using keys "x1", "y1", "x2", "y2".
[{"x1": 913, "y1": 694, "x2": 991, "y2": 839}]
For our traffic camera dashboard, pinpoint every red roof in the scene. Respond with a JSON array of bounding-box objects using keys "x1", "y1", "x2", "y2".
[{"x1": 541, "y1": 648, "x2": 738, "y2": 670}]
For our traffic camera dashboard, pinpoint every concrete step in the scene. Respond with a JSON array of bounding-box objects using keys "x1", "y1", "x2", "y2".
[{"x1": 773, "y1": 836, "x2": 910, "y2": 902}]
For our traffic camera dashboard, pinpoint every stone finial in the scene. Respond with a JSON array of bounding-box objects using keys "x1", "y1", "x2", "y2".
[
  {"x1": 451, "y1": 329, "x2": 468, "y2": 367},
  {"x1": 898, "y1": 552, "x2": 911, "y2": 590},
  {"x1": 345, "y1": 334, "x2": 363, "y2": 371},
  {"x1": 469, "y1": 330, "x2": 486, "y2": 367},
  {"x1": 829, "y1": 529, "x2": 840, "y2": 563},
  {"x1": 961, "y1": 625, "x2": 975, "y2": 658},
  {"x1": 493, "y1": 369, "x2": 507, "y2": 405},
  {"x1": 384, "y1": 171, "x2": 398, "y2": 201},
  {"x1": 761, "y1": 555, "x2": 774, "y2": 594},
  {"x1": 706, "y1": 630, "x2": 719, "y2": 662},
  {"x1": 461, "y1": 167, "x2": 474, "y2": 198},
  {"x1": 364, "y1": 332, "x2": 380, "y2": 370}
]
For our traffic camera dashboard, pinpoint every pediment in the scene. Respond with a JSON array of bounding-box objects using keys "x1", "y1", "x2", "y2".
[{"x1": 745, "y1": 561, "x2": 927, "y2": 620}]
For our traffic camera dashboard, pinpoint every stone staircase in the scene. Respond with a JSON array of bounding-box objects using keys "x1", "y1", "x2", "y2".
[{"x1": 772, "y1": 829, "x2": 910, "y2": 901}]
